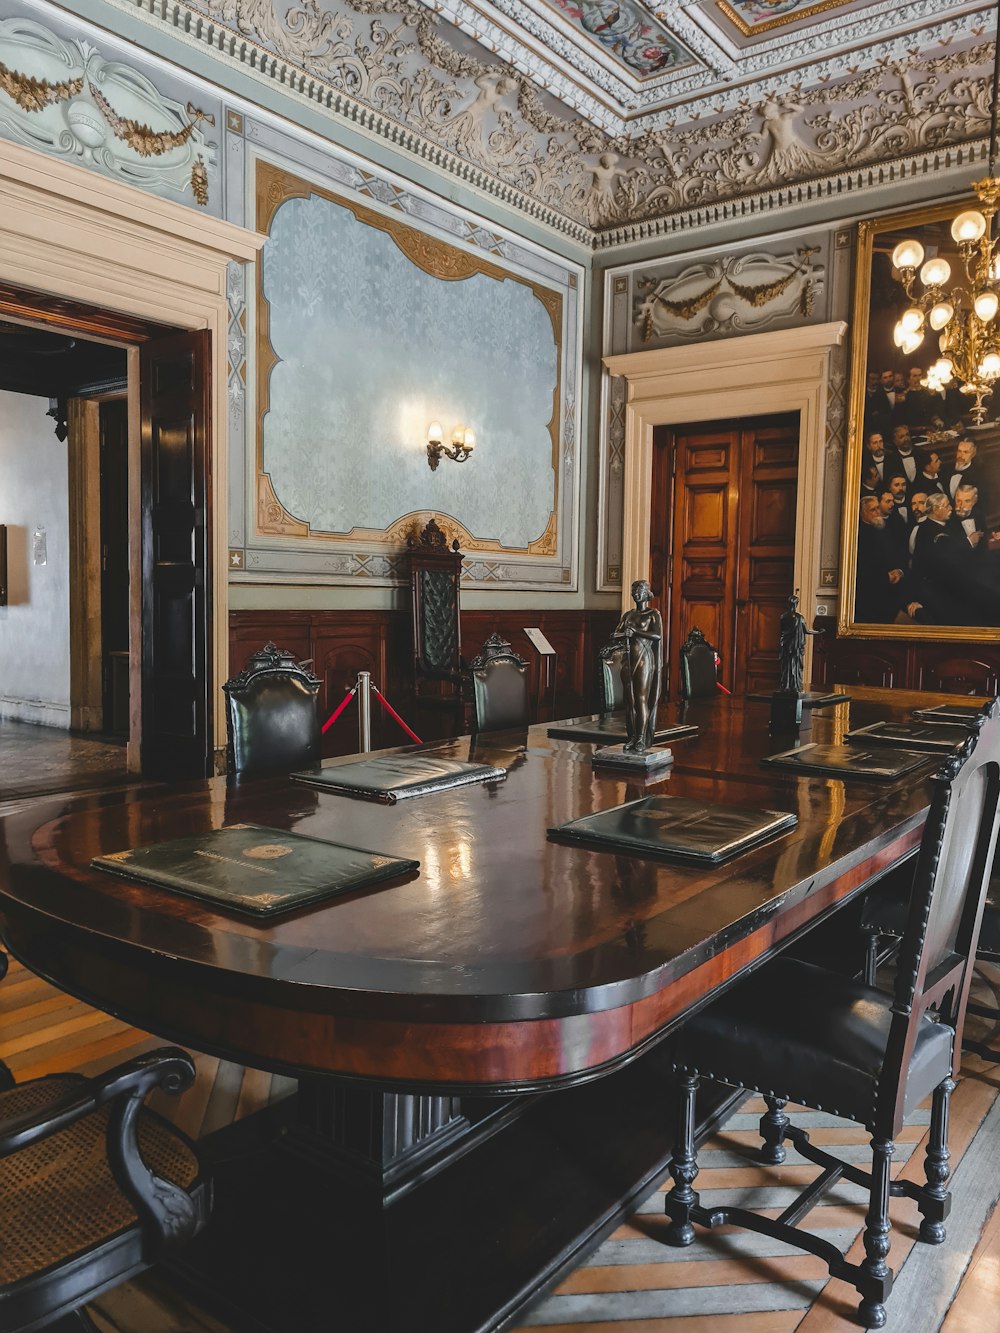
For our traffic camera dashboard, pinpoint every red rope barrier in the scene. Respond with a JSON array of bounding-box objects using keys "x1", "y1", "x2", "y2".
[
  {"x1": 321, "y1": 686, "x2": 356, "y2": 734},
  {"x1": 372, "y1": 686, "x2": 422, "y2": 744}
]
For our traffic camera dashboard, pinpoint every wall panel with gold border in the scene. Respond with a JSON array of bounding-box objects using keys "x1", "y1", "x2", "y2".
[{"x1": 226, "y1": 124, "x2": 583, "y2": 592}]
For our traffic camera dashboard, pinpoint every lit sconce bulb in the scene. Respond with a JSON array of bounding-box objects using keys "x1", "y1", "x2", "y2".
[
  {"x1": 452, "y1": 426, "x2": 465, "y2": 447},
  {"x1": 901, "y1": 331, "x2": 924, "y2": 356},
  {"x1": 951, "y1": 210, "x2": 987, "y2": 244},
  {"x1": 975, "y1": 290, "x2": 1000, "y2": 322},
  {"x1": 893, "y1": 321, "x2": 905, "y2": 348},
  {"x1": 980, "y1": 351, "x2": 1000, "y2": 379},
  {"x1": 929, "y1": 302, "x2": 954, "y2": 330},
  {"x1": 919, "y1": 257, "x2": 951, "y2": 287},
  {"x1": 427, "y1": 420, "x2": 443, "y2": 444},
  {"x1": 900, "y1": 307, "x2": 924, "y2": 334},
  {"x1": 892, "y1": 239, "x2": 925, "y2": 270},
  {"x1": 462, "y1": 428, "x2": 475, "y2": 451},
  {"x1": 933, "y1": 356, "x2": 954, "y2": 383}
]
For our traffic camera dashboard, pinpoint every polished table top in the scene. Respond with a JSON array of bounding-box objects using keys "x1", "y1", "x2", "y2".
[{"x1": 0, "y1": 692, "x2": 951, "y2": 1093}]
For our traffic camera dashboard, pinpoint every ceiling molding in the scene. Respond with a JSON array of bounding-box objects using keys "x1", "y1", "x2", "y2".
[{"x1": 57, "y1": 0, "x2": 1000, "y2": 248}]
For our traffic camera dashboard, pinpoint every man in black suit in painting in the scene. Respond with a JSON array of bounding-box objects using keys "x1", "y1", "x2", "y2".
[
  {"x1": 947, "y1": 438, "x2": 989, "y2": 513},
  {"x1": 917, "y1": 450, "x2": 948, "y2": 497},
  {"x1": 947, "y1": 483, "x2": 986, "y2": 549},
  {"x1": 880, "y1": 480, "x2": 911, "y2": 572},
  {"x1": 855, "y1": 496, "x2": 908, "y2": 623}
]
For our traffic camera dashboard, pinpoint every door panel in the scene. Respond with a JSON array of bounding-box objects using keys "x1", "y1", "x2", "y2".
[
  {"x1": 660, "y1": 415, "x2": 798, "y2": 697},
  {"x1": 734, "y1": 420, "x2": 799, "y2": 694},
  {"x1": 140, "y1": 329, "x2": 211, "y2": 779}
]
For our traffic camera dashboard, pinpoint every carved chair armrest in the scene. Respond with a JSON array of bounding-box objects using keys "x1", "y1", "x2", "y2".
[{"x1": 0, "y1": 1047, "x2": 201, "y2": 1256}]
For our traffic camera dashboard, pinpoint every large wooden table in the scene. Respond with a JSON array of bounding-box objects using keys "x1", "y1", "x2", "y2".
[{"x1": 0, "y1": 691, "x2": 947, "y2": 1331}]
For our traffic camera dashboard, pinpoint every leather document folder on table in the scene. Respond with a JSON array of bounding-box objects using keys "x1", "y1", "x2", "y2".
[
  {"x1": 92, "y1": 824, "x2": 418, "y2": 917},
  {"x1": 547, "y1": 716, "x2": 698, "y2": 744},
  {"x1": 291, "y1": 754, "x2": 506, "y2": 802},
  {"x1": 844, "y1": 720, "x2": 970, "y2": 752},
  {"x1": 549, "y1": 795, "x2": 797, "y2": 864},
  {"x1": 761, "y1": 743, "x2": 934, "y2": 781}
]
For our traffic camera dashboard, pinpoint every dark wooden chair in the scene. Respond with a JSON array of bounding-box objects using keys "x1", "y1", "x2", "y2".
[
  {"x1": 663, "y1": 700, "x2": 1000, "y2": 1328},
  {"x1": 598, "y1": 639, "x2": 626, "y2": 713},
  {"x1": 678, "y1": 627, "x2": 719, "y2": 700},
  {"x1": 862, "y1": 859, "x2": 1000, "y2": 1064},
  {"x1": 406, "y1": 519, "x2": 466, "y2": 733},
  {"x1": 223, "y1": 641, "x2": 321, "y2": 778},
  {"x1": 468, "y1": 633, "x2": 529, "y2": 734},
  {"x1": 0, "y1": 976, "x2": 210, "y2": 1333}
]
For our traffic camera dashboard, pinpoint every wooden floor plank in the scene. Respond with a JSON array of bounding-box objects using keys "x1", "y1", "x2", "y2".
[
  {"x1": 940, "y1": 1196, "x2": 1000, "y2": 1330},
  {"x1": 795, "y1": 1060, "x2": 1000, "y2": 1332}
]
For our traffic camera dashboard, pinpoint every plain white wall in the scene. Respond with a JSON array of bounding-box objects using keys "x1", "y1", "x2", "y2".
[{"x1": 0, "y1": 390, "x2": 70, "y2": 726}]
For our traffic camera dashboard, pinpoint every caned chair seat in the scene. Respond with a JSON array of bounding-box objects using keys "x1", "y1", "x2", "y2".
[
  {"x1": 0, "y1": 1038, "x2": 210, "y2": 1333},
  {"x1": 674, "y1": 957, "x2": 953, "y2": 1129},
  {"x1": 0, "y1": 1075, "x2": 203, "y2": 1291}
]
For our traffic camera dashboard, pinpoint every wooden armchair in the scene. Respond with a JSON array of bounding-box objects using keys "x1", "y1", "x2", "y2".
[
  {"x1": 0, "y1": 1004, "x2": 211, "y2": 1332},
  {"x1": 407, "y1": 519, "x2": 467, "y2": 733}
]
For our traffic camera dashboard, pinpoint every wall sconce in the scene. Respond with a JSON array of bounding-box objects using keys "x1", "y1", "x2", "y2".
[{"x1": 427, "y1": 421, "x2": 475, "y2": 471}]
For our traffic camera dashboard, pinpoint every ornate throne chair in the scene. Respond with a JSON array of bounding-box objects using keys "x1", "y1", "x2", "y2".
[{"x1": 407, "y1": 518, "x2": 467, "y2": 735}]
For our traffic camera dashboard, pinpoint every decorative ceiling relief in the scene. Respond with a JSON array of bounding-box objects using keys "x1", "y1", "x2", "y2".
[
  {"x1": 0, "y1": 13, "x2": 220, "y2": 210},
  {"x1": 633, "y1": 241, "x2": 828, "y2": 344},
  {"x1": 124, "y1": 0, "x2": 995, "y2": 241}
]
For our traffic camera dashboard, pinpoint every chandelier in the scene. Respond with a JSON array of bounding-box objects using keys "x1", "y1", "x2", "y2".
[{"x1": 890, "y1": 5, "x2": 1000, "y2": 424}]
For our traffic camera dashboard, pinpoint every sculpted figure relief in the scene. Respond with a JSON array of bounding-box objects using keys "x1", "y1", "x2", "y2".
[
  {"x1": 612, "y1": 579, "x2": 663, "y2": 753},
  {"x1": 778, "y1": 593, "x2": 821, "y2": 695}
]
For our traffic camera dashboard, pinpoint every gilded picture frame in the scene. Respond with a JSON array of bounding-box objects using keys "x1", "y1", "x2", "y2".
[{"x1": 838, "y1": 199, "x2": 1000, "y2": 643}]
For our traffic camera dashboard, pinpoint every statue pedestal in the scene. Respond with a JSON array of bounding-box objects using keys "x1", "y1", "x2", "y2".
[
  {"x1": 593, "y1": 744, "x2": 674, "y2": 772},
  {"x1": 769, "y1": 692, "x2": 809, "y2": 735}
]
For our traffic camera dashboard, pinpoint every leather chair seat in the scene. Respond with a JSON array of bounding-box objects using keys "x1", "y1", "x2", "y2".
[
  {"x1": 675, "y1": 956, "x2": 953, "y2": 1129},
  {"x1": 0, "y1": 1074, "x2": 207, "y2": 1297}
]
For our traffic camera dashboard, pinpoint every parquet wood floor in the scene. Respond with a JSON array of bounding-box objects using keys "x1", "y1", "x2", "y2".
[{"x1": 2, "y1": 955, "x2": 999, "y2": 1332}]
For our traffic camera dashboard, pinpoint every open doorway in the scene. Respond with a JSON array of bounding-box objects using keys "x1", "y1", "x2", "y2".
[{"x1": 0, "y1": 323, "x2": 131, "y2": 802}]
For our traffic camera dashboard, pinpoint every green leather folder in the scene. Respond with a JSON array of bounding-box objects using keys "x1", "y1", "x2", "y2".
[
  {"x1": 291, "y1": 755, "x2": 507, "y2": 802},
  {"x1": 92, "y1": 823, "x2": 418, "y2": 917},
  {"x1": 549, "y1": 796, "x2": 797, "y2": 864}
]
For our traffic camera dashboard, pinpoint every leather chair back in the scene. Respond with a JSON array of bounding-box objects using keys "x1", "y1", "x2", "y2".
[
  {"x1": 879, "y1": 700, "x2": 1000, "y2": 1135},
  {"x1": 469, "y1": 633, "x2": 529, "y2": 734},
  {"x1": 598, "y1": 641, "x2": 626, "y2": 712},
  {"x1": 224, "y1": 643, "x2": 321, "y2": 778},
  {"x1": 679, "y1": 627, "x2": 719, "y2": 700}
]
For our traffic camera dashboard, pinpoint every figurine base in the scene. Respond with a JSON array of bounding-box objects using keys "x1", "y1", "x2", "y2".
[
  {"x1": 769, "y1": 692, "x2": 808, "y2": 735},
  {"x1": 749, "y1": 691, "x2": 850, "y2": 709},
  {"x1": 593, "y1": 744, "x2": 674, "y2": 771}
]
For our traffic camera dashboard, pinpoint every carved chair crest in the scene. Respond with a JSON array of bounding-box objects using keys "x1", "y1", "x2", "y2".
[
  {"x1": 223, "y1": 642, "x2": 319, "y2": 699},
  {"x1": 469, "y1": 633, "x2": 527, "y2": 674}
]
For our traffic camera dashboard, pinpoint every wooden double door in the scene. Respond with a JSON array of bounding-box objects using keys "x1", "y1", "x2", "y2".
[{"x1": 651, "y1": 413, "x2": 800, "y2": 696}]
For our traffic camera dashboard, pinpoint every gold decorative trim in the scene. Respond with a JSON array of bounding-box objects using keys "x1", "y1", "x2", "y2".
[
  {"x1": 254, "y1": 160, "x2": 563, "y2": 556},
  {"x1": 716, "y1": 0, "x2": 851, "y2": 38},
  {"x1": 191, "y1": 156, "x2": 209, "y2": 206},
  {"x1": 0, "y1": 61, "x2": 82, "y2": 112},
  {"x1": 88, "y1": 83, "x2": 208, "y2": 157}
]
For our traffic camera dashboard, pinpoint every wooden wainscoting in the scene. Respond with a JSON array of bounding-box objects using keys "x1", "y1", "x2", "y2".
[
  {"x1": 812, "y1": 619, "x2": 1000, "y2": 694},
  {"x1": 229, "y1": 609, "x2": 619, "y2": 752}
]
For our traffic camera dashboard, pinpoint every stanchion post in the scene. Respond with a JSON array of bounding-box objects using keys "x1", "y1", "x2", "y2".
[{"x1": 357, "y1": 671, "x2": 372, "y2": 753}]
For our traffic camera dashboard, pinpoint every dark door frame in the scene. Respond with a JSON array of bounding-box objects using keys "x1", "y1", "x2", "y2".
[{"x1": 0, "y1": 283, "x2": 212, "y2": 779}]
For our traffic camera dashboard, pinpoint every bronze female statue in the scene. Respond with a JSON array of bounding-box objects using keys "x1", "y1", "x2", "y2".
[
  {"x1": 778, "y1": 593, "x2": 821, "y2": 695},
  {"x1": 612, "y1": 579, "x2": 663, "y2": 753}
]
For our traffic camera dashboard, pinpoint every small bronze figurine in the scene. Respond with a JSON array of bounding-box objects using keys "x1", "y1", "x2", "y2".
[
  {"x1": 778, "y1": 593, "x2": 821, "y2": 696},
  {"x1": 612, "y1": 579, "x2": 663, "y2": 753}
]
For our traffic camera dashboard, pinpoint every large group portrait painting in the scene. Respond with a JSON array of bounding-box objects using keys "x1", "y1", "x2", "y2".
[{"x1": 845, "y1": 206, "x2": 1000, "y2": 636}]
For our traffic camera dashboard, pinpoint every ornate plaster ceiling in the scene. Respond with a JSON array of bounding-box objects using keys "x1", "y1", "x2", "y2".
[{"x1": 102, "y1": 0, "x2": 996, "y2": 240}]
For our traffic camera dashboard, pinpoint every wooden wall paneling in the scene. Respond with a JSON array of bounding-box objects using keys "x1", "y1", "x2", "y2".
[
  {"x1": 811, "y1": 618, "x2": 1000, "y2": 695},
  {"x1": 915, "y1": 651, "x2": 1000, "y2": 697}
]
